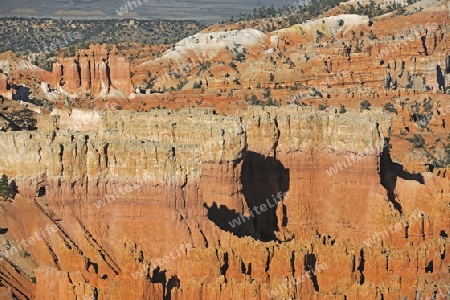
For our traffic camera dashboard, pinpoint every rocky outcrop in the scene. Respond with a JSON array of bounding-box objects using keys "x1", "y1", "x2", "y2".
[{"x1": 50, "y1": 44, "x2": 132, "y2": 97}]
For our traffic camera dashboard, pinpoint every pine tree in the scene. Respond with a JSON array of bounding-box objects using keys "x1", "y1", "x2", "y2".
[{"x1": 0, "y1": 174, "x2": 11, "y2": 201}]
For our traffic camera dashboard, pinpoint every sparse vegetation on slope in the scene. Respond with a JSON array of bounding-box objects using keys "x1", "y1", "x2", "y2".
[{"x1": 0, "y1": 18, "x2": 205, "y2": 56}]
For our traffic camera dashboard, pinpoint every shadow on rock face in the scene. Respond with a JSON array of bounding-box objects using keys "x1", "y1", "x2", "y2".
[
  {"x1": 205, "y1": 151, "x2": 290, "y2": 242},
  {"x1": 380, "y1": 138, "x2": 424, "y2": 214}
]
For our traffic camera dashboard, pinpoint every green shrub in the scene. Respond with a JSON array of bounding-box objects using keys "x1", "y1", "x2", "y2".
[
  {"x1": 266, "y1": 98, "x2": 277, "y2": 106},
  {"x1": 360, "y1": 100, "x2": 371, "y2": 110},
  {"x1": 423, "y1": 98, "x2": 433, "y2": 112},
  {"x1": 311, "y1": 87, "x2": 323, "y2": 98},
  {"x1": 383, "y1": 102, "x2": 397, "y2": 114},
  {"x1": 316, "y1": 30, "x2": 324, "y2": 42},
  {"x1": 250, "y1": 94, "x2": 260, "y2": 105},
  {"x1": 0, "y1": 174, "x2": 11, "y2": 201},
  {"x1": 445, "y1": 144, "x2": 450, "y2": 164},
  {"x1": 193, "y1": 81, "x2": 202, "y2": 89},
  {"x1": 236, "y1": 53, "x2": 246, "y2": 62},
  {"x1": 407, "y1": 134, "x2": 425, "y2": 148}
]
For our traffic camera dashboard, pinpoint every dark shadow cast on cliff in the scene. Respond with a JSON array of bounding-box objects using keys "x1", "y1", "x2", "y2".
[
  {"x1": 166, "y1": 275, "x2": 180, "y2": 300},
  {"x1": 436, "y1": 65, "x2": 446, "y2": 91},
  {"x1": 148, "y1": 266, "x2": 180, "y2": 300},
  {"x1": 305, "y1": 253, "x2": 320, "y2": 292},
  {"x1": 205, "y1": 151, "x2": 290, "y2": 242},
  {"x1": 205, "y1": 202, "x2": 254, "y2": 238},
  {"x1": 380, "y1": 138, "x2": 424, "y2": 213}
]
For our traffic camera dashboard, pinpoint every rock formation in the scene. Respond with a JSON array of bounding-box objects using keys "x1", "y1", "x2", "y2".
[
  {"x1": 0, "y1": 107, "x2": 448, "y2": 299},
  {"x1": 50, "y1": 44, "x2": 132, "y2": 97}
]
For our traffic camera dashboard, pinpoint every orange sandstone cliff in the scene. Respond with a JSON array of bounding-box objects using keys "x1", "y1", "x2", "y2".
[{"x1": 0, "y1": 106, "x2": 448, "y2": 299}]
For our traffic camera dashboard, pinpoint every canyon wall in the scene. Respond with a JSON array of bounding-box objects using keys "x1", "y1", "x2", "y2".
[
  {"x1": 0, "y1": 6, "x2": 447, "y2": 300},
  {"x1": 0, "y1": 107, "x2": 448, "y2": 299}
]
